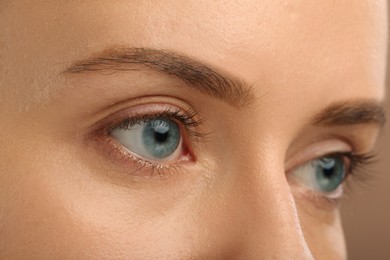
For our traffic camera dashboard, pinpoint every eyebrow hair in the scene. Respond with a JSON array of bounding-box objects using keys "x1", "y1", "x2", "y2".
[
  {"x1": 313, "y1": 101, "x2": 386, "y2": 128},
  {"x1": 63, "y1": 47, "x2": 255, "y2": 107}
]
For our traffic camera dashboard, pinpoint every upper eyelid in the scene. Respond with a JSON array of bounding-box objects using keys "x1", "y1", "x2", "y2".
[
  {"x1": 109, "y1": 110, "x2": 185, "y2": 130},
  {"x1": 285, "y1": 139, "x2": 352, "y2": 172},
  {"x1": 106, "y1": 106, "x2": 206, "y2": 140},
  {"x1": 288, "y1": 152, "x2": 351, "y2": 175},
  {"x1": 88, "y1": 102, "x2": 193, "y2": 131}
]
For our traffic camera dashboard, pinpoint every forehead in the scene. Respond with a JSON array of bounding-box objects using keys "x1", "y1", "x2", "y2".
[{"x1": 0, "y1": 0, "x2": 388, "y2": 105}]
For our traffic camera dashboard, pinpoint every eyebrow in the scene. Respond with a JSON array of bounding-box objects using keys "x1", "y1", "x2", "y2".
[
  {"x1": 313, "y1": 101, "x2": 386, "y2": 128},
  {"x1": 63, "y1": 47, "x2": 255, "y2": 107}
]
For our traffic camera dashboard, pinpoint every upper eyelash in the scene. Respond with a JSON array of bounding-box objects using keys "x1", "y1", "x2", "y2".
[
  {"x1": 342, "y1": 152, "x2": 378, "y2": 192},
  {"x1": 317, "y1": 152, "x2": 376, "y2": 176},
  {"x1": 108, "y1": 107, "x2": 207, "y2": 140},
  {"x1": 330, "y1": 151, "x2": 377, "y2": 198},
  {"x1": 347, "y1": 152, "x2": 377, "y2": 174}
]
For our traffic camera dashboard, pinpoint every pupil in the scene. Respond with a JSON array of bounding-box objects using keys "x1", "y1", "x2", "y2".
[
  {"x1": 319, "y1": 157, "x2": 336, "y2": 179},
  {"x1": 151, "y1": 119, "x2": 170, "y2": 143},
  {"x1": 322, "y1": 168, "x2": 335, "y2": 179},
  {"x1": 315, "y1": 156, "x2": 345, "y2": 192},
  {"x1": 154, "y1": 131, "x2": 168, "y2": 143}
]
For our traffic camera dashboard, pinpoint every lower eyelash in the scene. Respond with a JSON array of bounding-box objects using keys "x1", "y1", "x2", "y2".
[
  {"x1": 100, "y1": 134, "x2": 185, "y2": 179},
  {"x1": 348, "y1": 153, "x2": 377, "y2": 174}
]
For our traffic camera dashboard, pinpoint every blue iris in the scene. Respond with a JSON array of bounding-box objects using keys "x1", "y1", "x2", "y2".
[
  {"x1": 142, "y1": 118, "x2": 180, "y2": 159},
  {"x1": 314, "y1": 156, "x2": 346, "y2": 192}
]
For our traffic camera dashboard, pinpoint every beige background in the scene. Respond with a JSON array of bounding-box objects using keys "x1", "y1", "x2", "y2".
[{"x1": 341, "y1": 33, "x2": 390, "y2": 259}]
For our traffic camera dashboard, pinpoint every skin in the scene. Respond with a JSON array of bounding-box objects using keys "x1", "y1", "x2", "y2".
[{"x1": 0, "y1": 0, "x2": 387, "y2": 259}]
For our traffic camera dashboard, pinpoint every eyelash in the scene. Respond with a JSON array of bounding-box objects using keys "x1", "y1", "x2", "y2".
[
  {"x1": 108, "y1": 107, "x2": 205, "y2": 140},
  {"x1": 101, "y1": 107, "x2": 206, "y2": 176},
  {"x1": 345, "y1": 152, "x2": 376, "y2": 175},
  {"x1": 340, "y1": 151, "x2": 377, "y2": 192}
]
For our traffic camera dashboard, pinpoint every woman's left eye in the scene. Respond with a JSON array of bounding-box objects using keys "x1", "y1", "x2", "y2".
[
  {"x1": 111, "y1": 117, "x2": 185, "y2": 162},
  {"x1": 290, "y1": 154, "x2": 349, "y2": 196}
]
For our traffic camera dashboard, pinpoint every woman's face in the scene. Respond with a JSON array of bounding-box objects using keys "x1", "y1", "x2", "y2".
[{"x1": 0, "y1": 1, "x2": 387, "y2": 259}]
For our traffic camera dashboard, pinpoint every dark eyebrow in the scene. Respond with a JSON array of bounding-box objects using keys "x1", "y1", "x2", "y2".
[
  {"x1": 63, "y1": 47, "x2": 255, "y2": 107},
  {"x1": 313, "y1": 101, "x2": 386, "y2": 128}
]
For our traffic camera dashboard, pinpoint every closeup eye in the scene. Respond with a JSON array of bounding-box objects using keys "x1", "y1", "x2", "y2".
[
  {"x1": 102, "y1": 103, "x2": 204, "y2": 170},
  {"x1": 111, "y1": 117, "x2": 183, "y2": 162},
  {"x1": 290, "y1": 154, "x2": 349, "y2": 197}
]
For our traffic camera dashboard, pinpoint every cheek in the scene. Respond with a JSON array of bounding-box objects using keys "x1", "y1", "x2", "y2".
[
  {"x1": 0, "y1": 131, "x2": 348, "y2": 259},
  {"x1": 0, "y1": 140, "x2": 215, "y2": 258},
  {"x1": 0, "y1": 134, "x2": 99, "y2": 257},
  {"x1": 0, "y1": 113, "x2": 221, "y2": 258}
]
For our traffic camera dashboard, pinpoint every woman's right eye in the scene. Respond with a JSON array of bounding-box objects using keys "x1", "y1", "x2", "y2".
[{"x1": 111, "y1": 117, "x2": 184, "y2": 162}]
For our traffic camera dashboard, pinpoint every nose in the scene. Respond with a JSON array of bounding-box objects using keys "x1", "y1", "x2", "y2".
[{"x1": 225, "y1": 162, "x2": 315, "y2": 259}]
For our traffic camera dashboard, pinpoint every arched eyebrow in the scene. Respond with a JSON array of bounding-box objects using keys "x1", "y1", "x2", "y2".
[
  {"x1": 63, "y1": 47, "x2": 255, "y2": 108},
  {"x1": 312, "y1": 101, "x2": 386, "y2": 128}
]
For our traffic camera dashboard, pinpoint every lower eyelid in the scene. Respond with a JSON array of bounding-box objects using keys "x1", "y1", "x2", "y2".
[
  {"x1": 93, "y1": 134, "x2": 180, "y2": 179},
  {"x1": 289, "y1": 179, "x2": 343, "y2": 211}
]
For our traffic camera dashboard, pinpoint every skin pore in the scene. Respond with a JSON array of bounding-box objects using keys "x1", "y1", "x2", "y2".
[{"x1": 0, "y1": 0, "x2": 387, "y2": 259}]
